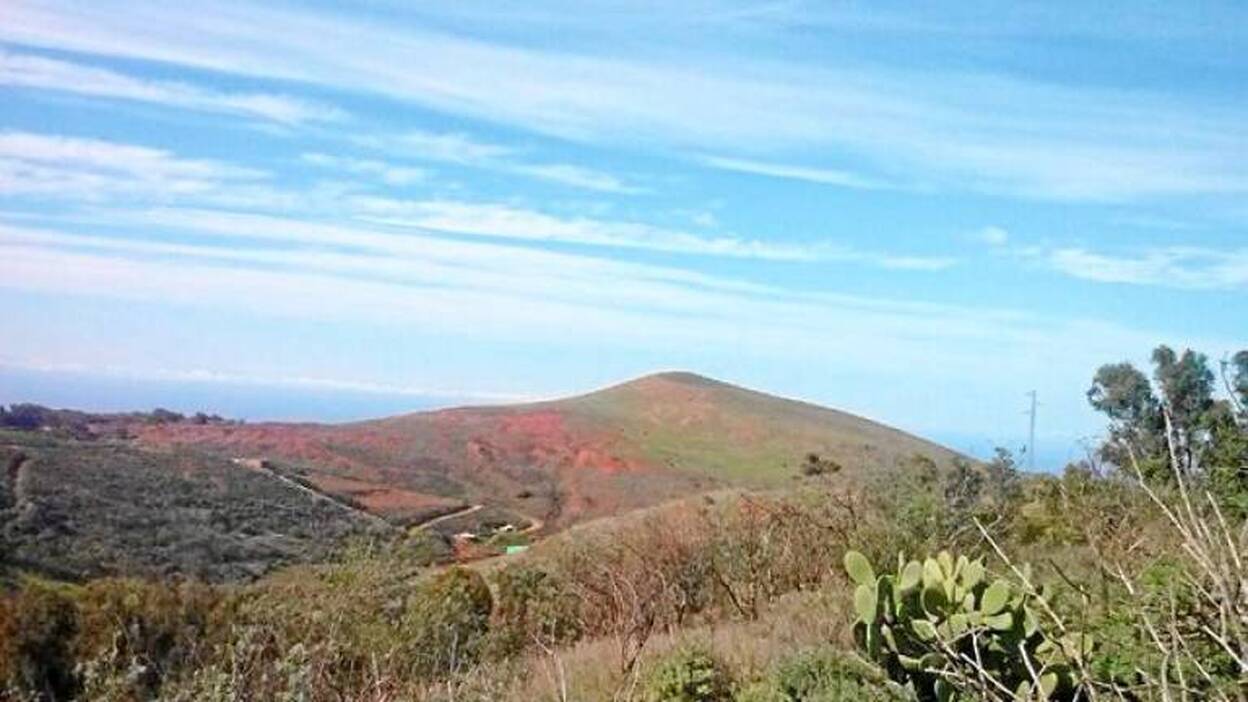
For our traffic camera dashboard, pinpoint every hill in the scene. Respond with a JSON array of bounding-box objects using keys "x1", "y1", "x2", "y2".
[
  {"x1": 131, "y1": 371, "x2": 961, "y2": 531},
  {"x1": 0, "y1": 430, "x2": 390, "y2": 582},
  {"x1": 0, "y1": 372, "x2": 960, "y2": 581}
]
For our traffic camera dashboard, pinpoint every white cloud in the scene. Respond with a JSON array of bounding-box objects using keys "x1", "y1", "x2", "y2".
[
  {"x1": 699, "y1": 155, "x2": 893, "y2": 191},
  {"x1": 0, "y1": 209, "x2": 975, "y2": 328},
  {"x1": 37, "y1": 207, "x2": 789, "y2": 303},
  {"x1": 0, "y1": 358, "x2": 533, "y2": 403},
  {"x1": 349, "y1": 197, "x2": 957, "y2": 268},
  {"x1": 0, "y1": 131, "x2": 265, "y2": 199},
  {"x1": 975, "y1": 226, "x2": 1010, "y2": 246},
  {"x1": 351, "y1": 197, "x2": 813, "y2": 260},
  {"x1": 359, "y1": 129, "x2": 644, "y2": 194},
  {"x1": 379, "y1": 130, "x2": 517, "y2": 164},
  {"x1": 878, "y1": 255, "x2": 960, "y2": 271},
  {"x1": 0, "y1": 126, "x2": 952, "y2": 269},
  {"x1": 0, "y1": 48, "x2": 344, "y2": 125},
  {"x1": 301, "y1": 153, "x2": 426, "y2": 186},
  {"x1": 507, "y1": 162, "x2": 640, "y2": 194},
  {"x1": 1048, "y1": 246, "x2": 1248, "y2": 291},
  {"x1": 4, "y1": 212, "x2": 1228, "y2": 441},
  {"x1": 4, "y1": 0, "x2": 1245, "y2": 200},
  {"x1": 0, "y1": 217, "x2": 1139, "y2": 375}
]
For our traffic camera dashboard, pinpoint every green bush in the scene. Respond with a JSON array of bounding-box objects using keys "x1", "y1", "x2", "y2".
[
  {"x1": 643, "y1": 645, "x2": 734, "y2": 702},
  {"x1": 844, "y1": 550, "x2": 1090, "y2": 701},
  {"x1": 403, "y1": 567, "x2": 494, "y2": 678},
  {"x1": 489, "y1": 565, "x2": 580, "y2": 656},
  {"x1": 734, "y1": 682, "x2": 788, "y2": 702},
  {"x1": 768, "y1": 646, "x2": 905, "y2": 701}
]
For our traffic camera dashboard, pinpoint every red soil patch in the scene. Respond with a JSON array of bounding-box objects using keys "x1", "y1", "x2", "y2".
[
  {"x1": 308, "y1": 473, "x2": 459, "y2": 512},
  {"x1": 500, "y1": 410, "x2": 566, "y2": 438}
]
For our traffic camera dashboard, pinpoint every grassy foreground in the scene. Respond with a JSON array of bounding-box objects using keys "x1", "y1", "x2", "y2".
[
  {"x1": 1, "y1": 447, "x2": 1244, "y2": 701},
  {"x1": 3, "y1": 346, "x2": 1245, "y2": 700}
]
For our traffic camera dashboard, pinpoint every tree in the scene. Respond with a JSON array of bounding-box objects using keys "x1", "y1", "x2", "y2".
[
  {"x1": 1151, "y1": 346, "x2": 1217, "y2": 472},
  {"x1": 1088, "y1": 362, "x2": 1159, "y2": 426},
  {"x1": 984, "y1": 447, "x2": 1022, "y2": 506},
  {"x1": 1088, "y1": 345, "x2": 1247, "y2": 492},
  {"x1": 1226, "y1": 350, "x2": 1248, "y2": 416},
  {"x1": 0, "y1": 404, "x2": 50, "y2": 431},
  {"x1": 1087, "y1": 363, "x2": 1164, "y2": 471},
  {"x1": 943, "y1": 458, "x2": 982, "y2": 515}
]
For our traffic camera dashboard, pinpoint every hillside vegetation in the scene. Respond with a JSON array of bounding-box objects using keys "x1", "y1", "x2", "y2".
[
  {"x1": 0, "y1": 372, "x2": 957, "y2": 586},
  {"x1": 132, "y1": 371, "x2": 959, "y2": 530},
  {"x1": 2, "y1": 348, "x2": 1243, "y2": 701},
  {"x1": 0, "y1": 431, "x2": 389, "y2": 583}
]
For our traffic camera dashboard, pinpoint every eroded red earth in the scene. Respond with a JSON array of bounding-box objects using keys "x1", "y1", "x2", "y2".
[{"x1": 133, "y1": 403, "x2": 660, "y2": 529}]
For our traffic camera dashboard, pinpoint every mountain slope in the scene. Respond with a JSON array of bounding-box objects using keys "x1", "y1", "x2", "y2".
[
  {"x1": 0, "y1": 430, "x2": 389, "y2": 582},
  {"x1": 134, "y1": 372, "x2": 960, "y2": 529},
  {"x1": 556, "y1": 371, "x2": 956, "y2": 483}
]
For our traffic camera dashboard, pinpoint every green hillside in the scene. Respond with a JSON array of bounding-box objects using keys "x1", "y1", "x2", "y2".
[{"x1": 557, "y1": 371, "x2": 961, "y2": 484}]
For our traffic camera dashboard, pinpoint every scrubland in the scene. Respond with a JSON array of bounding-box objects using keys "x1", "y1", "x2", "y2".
[{"x1": 1, "y1": 347, "x2": 1245, "y2": 701}]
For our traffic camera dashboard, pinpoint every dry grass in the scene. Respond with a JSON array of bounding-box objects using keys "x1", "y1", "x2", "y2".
[{"x1": 485, "y1": 585, "x2": 851, "y2": 702}]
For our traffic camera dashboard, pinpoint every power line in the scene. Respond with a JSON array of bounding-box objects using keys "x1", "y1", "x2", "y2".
[{"x1": 1025, "y1": 390, "x2": 1037, "y2": 472}]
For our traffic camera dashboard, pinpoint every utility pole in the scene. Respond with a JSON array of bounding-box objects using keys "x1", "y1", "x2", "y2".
[{"x1": 1025, "y1": 390, "x2": 1037, "y2": 472}]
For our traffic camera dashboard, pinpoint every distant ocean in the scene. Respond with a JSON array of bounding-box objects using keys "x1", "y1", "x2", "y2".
[
  {"x1": 0, "y1": 367, "x2": 457, "y2": 423},
  {"x1": 929, "y1": 431, "x2": 1098, "y2": 475}
]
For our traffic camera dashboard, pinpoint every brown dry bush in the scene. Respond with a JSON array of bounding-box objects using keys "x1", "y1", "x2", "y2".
[
  {"x1": 0, "y1": 579, "x2": 80, "y2": 701},
  {"x1": 0, "y1": 474, "x2": 944, "y2": 701},
  {"x1": 510, "y1": 488, "x2": 863, "y2": 687}
]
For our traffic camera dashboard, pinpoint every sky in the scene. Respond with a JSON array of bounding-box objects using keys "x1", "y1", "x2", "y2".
[{"x1": 0, "y1": 1, "x2": 1245, "y2": 469}]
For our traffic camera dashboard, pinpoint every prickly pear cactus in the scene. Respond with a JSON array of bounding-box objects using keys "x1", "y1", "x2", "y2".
[{"x1": 843, "y1": 550, "x2": 1089, "y2": 701}]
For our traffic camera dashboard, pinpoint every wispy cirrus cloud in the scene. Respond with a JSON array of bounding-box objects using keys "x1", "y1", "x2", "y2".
[
  {"x1": 0, "y1": 48, "x2": 345, "y2": 125},
  {"x1": 0, "y1": 357, "x2": 535, "y2": 404},
  {"x1": 0, "y1": 131, "x2": 265, "y2": 199},
  {"x1": 375, "y1": 131, "x2": 517, "y2": 165},
  {"x1": 5, "y1": 0, "x2": 1246, "y2": 201},
  {"x1": 698, "y1": 155, "x2": 894, "y2": 191},
  {"x1": 505, "y1": 162, "x2": 640, "y2": 194},
  {"x1": 0, "y1": 126, "x2": 954, "y2": 270},
  {"x1": 357, "y1": 129, "x2": 644, "y2": 194},
  {"x1": 350, "y1": 196, "x2": 957, "y2": 268},
  {"x1": 1048, "y1": 246, "x2": 1248, "y2": 291},
  {"x1": 0, "y1": 214, "x2": 1138, "y2": 375},
  {"x1": 300, "y1": 153, "x2": 426, "y2": 186},
  {"x1": 974, "y1": 226, "x2": 1010, "y2": 246}
]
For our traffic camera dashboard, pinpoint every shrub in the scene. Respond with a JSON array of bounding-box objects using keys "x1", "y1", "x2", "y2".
[
  {"x1": 767, "y1": 645, "x2": 905, "y2": 701},
  {"x1": 73, "y1": 578, "x2": 225, "y2": 700},
  {"x1": 1106, "y1": 442, "x2": 1248, "y2": 698},
  {"x1": 403, "y1": 567, "x2": 494, "y2": 678},
  {"x1": 642, "y1": 645, "x2": 733, "y2": 702},
  {"x1": 489, "y1": 565, "x2": 580, "y2": 657},
  {"x1": 799, "y1": 453, "x2": 841, "y2": 477},
  {"x1": 0, "y1": 579, "x2": 81, "y2": 700},
  {"x1": 733, "y1": 682, "x2": 788, "y2": 702}
]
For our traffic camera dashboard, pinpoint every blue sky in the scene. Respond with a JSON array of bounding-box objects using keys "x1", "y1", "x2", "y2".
[{"x1": 0, "y1": 1, "x2": 1245, "y2": 468}]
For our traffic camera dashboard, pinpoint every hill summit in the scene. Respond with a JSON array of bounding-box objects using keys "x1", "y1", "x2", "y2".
[{"x1": 132, "y1": 370, "x2": 960, "y2": 528}]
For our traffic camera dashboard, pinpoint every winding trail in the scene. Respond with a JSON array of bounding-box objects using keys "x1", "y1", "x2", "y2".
[
  {"x1": 410, "y1": 503, "x2": 483, "y2": 531},
  {"x1": 240, "y1": 458, "x2": 395, "y2": 531},
  {"x1": 518, "y1": 512, "x2": 544, "y2": 535},
  {"x1": 408, "y1": 503, "x2": 545, "y2": 544},
  {"x1": 3, "y1": 449, "x2": 28, "y2": 511},
  {"x1": 234, "y1": 456, "x2": 546, "y2": 543}
]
